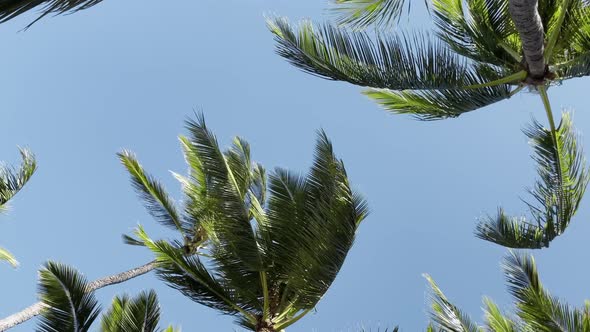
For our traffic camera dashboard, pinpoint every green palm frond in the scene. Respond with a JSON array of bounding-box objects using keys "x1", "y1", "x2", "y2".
[
  {"x1": 101, "y1": 290, "x2": 162, "y2": 332},
  {"x1": 502, "y1": 251, "x2": 589, "y2": 332},
  {"x1": 424, "y1": 274, "x2": 482, "y2": 332},
  {"x1": 0, "y1": 148, "x2": 36, "y2": 210},
  {"x1": 431, "y1": 0, "x2": 520, "y2": 67},
  {"x1": 37, "y1": 261, "x2": 100, "y2": 332},
  {"x1": 330, "y1": 0, "x2": 409, "y2": 29},
  {"x1": 476, "y1": 112, "x2": 589, "y2": 248},
  {"x1": 119, "y1": 151, "x2": 187, "y2": 235},
  {"x1": 0, "y1": 0, "x2": 104, "y2": 28},
  {"x1": 123, "y1": 115, "x2": 366, "y2": 331},
  {"x1": 0, "y1": 246, "x2": 18, "y2": 267},
  {"x1": 482, "y1": 297, "x2": 516, "y2": 332},
  {"x1": 268, "y1": 18, "x2": 477, "y2": 90},
  {"x1": 364, "y1": 83, "x2": 510, "y2": 120}
]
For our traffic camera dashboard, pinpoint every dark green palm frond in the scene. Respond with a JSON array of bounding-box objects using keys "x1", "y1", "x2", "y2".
[
  {"x1": 476, "y1": 112, "x2": 589, "y2": 248},
  {"x1": 101, "y1": 290, "x2": 161, "y2": 332},
  {"x1": 0, "y1": 0, "x2": 104, "y2": 28},
  {"x1": 136, "y1": 228, "x2": 256, "y2": 326},
  {"x1": 37, "y1": 261, "x2": 100, "y2": 332},
  {"x1": 0, "y1": 148, "x2": 36, "y2": 210},
  {"x1": 183, "y1": 115, "x2": 264, "y2": 311},
  {"x1": 482, "y1": 297, "x2": 517, "y2": 332},
  {"x1": 502, "y1": 251, "x2": 588, "y2": 332},
  {"x1": 364, "y1": 82, "x2": 511, "y2": 120},
  {"x1": 424, "y1": 274, "x2": 482, "y2": 332},
  {"x1": 268, "y1": 17, "x2": 478, "y2": 90},
  {"x1": 547, "y1": 0, "x2": 590, "y2": 63},
  {"x1": 431, "y1": 0, "x2": 520, "y2": 67},
  {"x1": 119, "y1": 151, "x2": 187, "y2": 235},
  {"x1": 555, "y1": 52, "x2": 590, "y2": 80},
  {"x1": 267, "y1": 131, "x2": 368, "y2": 310},
  {"x1": 330, "y1": 0, "x2": 409, "y2": 29}
]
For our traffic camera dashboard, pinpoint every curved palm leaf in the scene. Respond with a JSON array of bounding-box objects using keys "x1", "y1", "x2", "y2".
[
  {"x1": 101, "y1": 290, "x2": 172, "y2": 332},
  {"x1": 0, "y1": 149, "x2": 36, "y2": 267},
  {"x1": 330, "y1": 0, "x2": 409, "y2": 29},
  {"x1": 122, "y1": 114, "x2": 367, "y2": 331},
  {"x1": 0, "y1": 0, "x2": 104, "y2": 28},
  {"x1": 423, "y1": 251, "x2": 590, "y2": 331},
  {"x1": 37, "y1": 262, "x2": 100, "y2": 332},
  {"x1": 476, "y1": 112, "x2": 589, "y2": 248}
]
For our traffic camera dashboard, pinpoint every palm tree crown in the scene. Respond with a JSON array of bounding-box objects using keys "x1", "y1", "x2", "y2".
[
  {"x1": 120, "y1": 114, "x2": 368, "y2": 332},
  {"x1": 268, "y1": 0, "x2": 590, "y2": 249}
]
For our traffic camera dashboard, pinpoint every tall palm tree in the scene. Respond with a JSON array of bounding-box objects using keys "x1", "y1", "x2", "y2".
[
  {"x1": 37, "y1": 261, "x2": 177, "y2": 332},
  {"x1": 0, "y1": 149, "x2": 36, "y2": 267},
  {"x1": 0, "y1": 0, "x2": 104, "y2": 28},
  {"x1": 423, "y1": 251, "x2": 590, "y2": 331},
  {"x1": 119, "y1": 114, "x2": 368, "y2": 332},
  {"x1": 268, "y1": 0, "x2": 590, "y2": 249}
]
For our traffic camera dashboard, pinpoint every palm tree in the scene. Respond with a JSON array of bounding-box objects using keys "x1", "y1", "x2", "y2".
[
  {"x1": 268, "y1": 0, "x2": 590, "y2": 249},
  {"x1": 37, "y1": 261, "x2": 177, "y2": 332},
  {"x1": 119, "y1": 114, "x2": 368, "y2": 332},
  {"x1": 423, "y1": 251, "x2": 590, "y2": 331},
  {"x1": 0, "y1": 0, "x2": 104, "y2": 28},
  {"x1": 0, "y1": 149, "x2": 36, "y2": 267}
]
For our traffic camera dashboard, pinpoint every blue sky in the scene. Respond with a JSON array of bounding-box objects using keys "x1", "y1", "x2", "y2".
[{"x1": 1, "y1": 1, "x2": 590, "y2": 331}]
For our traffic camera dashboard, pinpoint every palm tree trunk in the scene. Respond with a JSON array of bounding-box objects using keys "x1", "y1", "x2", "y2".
[
  {"x1": 0, "y1": 260, "x2": 157, "y2": 331},
  {"x1": 509, "y1": 0, "x2": 546, "y2": 79}
]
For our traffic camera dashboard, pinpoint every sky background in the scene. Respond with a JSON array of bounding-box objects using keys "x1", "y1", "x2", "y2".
[{"x1": 1, "y1": 1, "x2": 589, "y2": 331}]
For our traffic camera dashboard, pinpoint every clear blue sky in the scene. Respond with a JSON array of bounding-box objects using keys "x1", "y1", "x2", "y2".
[{"x1": 1, "y1": 1, "x2": 589, "y2": 331}]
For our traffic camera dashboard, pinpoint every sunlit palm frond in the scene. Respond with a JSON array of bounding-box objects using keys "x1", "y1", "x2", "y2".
[
  {"x1": 118, "y1": 151, "x2": 187, "y2": 235},
  {"x1": 431, "y1": 0, "x2": 520, "y2": 67},
  {"x1": 0, "y1": 148, "x2": 36, "y2": 210},
  {"x1": 0, "y1": 246, "x2": 18, "y2": 267},
  {"x1": 476, "y1": 112, "x2": 589, "y2": 248},
  {"x1": 37, "y1": 262, "x2": 100, "y2": 332},
  {"x1": 330, "y1": 0, "x2": 408, "y2": 29},
  {"x1": 482, "y1": 297, "x2": 517, "y2": 332},
  {"x1": 502, "y1": 251, "x2": 588, "y2": 331},
  {"x1": 101, "y1": 290, "x2": 162, "y2": 332},
  {"x1": 268, "y1": 17, "x2": 476, "y2": 90},
  {"x1": 0, "y1": 0, "x2": 104, "y2": 28},
  {"x1": 424, "y1": 274, "x2": 482, "y2": 332}
]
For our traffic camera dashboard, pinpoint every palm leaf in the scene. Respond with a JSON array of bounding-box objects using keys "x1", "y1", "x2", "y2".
[
  {"x1": 482, "y1": 297, "x2": 517, "y2": 332},
  {"x1": 37, "y1": 261, "x2": 100, "y2": 332},
  {"x1": 424, "y1": 274, "x2": 482, "y2": 332},
  {"x1": 0, "y1": 148, "x2": 36, "y2": 210},
  {"x1": 330, "y1": 0, "x2": 408, "y2": 29},
  {"x1": 119, "y1": 151, "x2": 187, "y2": 235},
  {"x1": 0, "y1": 0, "x2": 104, "y2": 28},
  {"x1": 0, "y1": 246, "x2": 18, "y2": 267},
  {"x1": 101, "y1": 290, "x2": 162, "y2": 332},
  {"x1": 476, "y1": 112, "x2": 589, "y2": 248},
  {"x1": 268, "y1": 17, "x2": 478, "y2": 90}
]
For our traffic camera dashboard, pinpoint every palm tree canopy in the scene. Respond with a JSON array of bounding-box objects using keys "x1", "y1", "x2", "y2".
[
  {"x1": 425, "y1": 251, "x2": 590, "y2": 331},
  {"x1": 0, "y1": 149, "x2": 36, "y2": 267},
  {"x1": 37, "y1": 261, "x2": 176, "y2": 332},
  {"x1": 0, "y1": 0, "x2": 103, "y2": 28},
  {"x1": 120, "y1": 114, "x2": 368, "y2": 331}
]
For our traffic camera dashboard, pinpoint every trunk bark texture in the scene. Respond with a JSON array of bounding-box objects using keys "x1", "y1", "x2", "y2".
[
  {"x1": 0, "y1": 260, "x2": 157, "y2": 331},
  {"x1": 509, "y1": 0, "x2": 546, "y2": 79}
]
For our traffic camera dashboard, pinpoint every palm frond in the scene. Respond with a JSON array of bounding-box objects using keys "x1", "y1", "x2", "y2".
[
  {"x1": 483, "y1": 297, "x2": 517, "y2": 332},
  {"x1": 37, "y1": 261, "x2": 100, "y2": 332},
  {"x1": 502, "y1": 251, "x2": 588, "y2": 332},
  {"x1": 330, "y1": 0, "x2": 409, "y2": 29},
  {"x1": 364, "y1": 83, "x2": 510, "y2": 120},
  {"x1": 119, "y1": 151, "x2": 187, "y2": 235},
  {"x1": 268, "y1": 17, "x2": 479, "y2": 90},
  {"x1": 0, "y1": 0, "x2": 104, "y2": 28},
  {"x1": 431, "y1": 0, "x2": 520, "y2": 67},
  {"x1": 0, "y1": 148, "x2": 36, "y2": 210},
  {"x1": 267, "y1": 131, "x2": 368, "y2": 310},
  {"x1": 424, "y1": 274, "x2": 482, "y2": 332},
  {"x1": 101, "y1": 290, "x2": 161, "y2": 332},
  {"x1": 476, "y1": 112, "x2": 589, "y2": 248},
  {"x1": 0, "y1": 246, "x2": 18, "y2": 267}
]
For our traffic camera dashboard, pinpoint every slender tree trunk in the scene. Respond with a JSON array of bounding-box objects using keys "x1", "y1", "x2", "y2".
[
  {"x1": 509, "y1": 0, "x2": 546, "y2": 79},
  {"x1": 0, "y1": 260, "x2": 157, "y2": 331}
]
